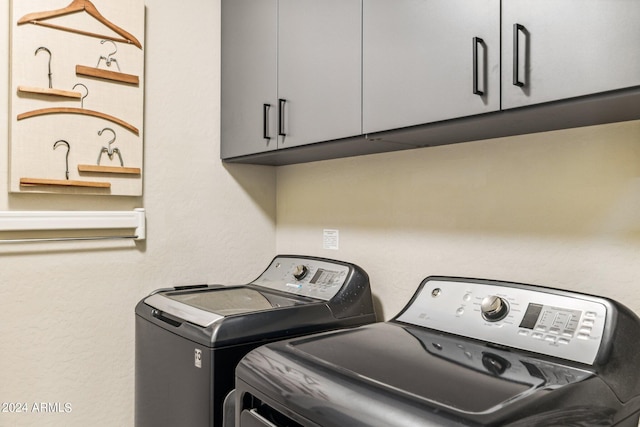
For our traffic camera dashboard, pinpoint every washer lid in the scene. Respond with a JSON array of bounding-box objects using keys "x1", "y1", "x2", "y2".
[
  {"x1": 288, "y1": 323, "x2": 592, "y2": 415},
  {"x1": 145, "y1": 286, "x2": 311, "y2": 327}
]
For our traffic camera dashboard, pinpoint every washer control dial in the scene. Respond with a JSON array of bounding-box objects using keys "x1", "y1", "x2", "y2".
[
  {"x1": 293, "y1": 264, "x2": 309, "y2": 281},
  {"x1": 481, "y1": 295, "x2": 509, "y2": 322}
]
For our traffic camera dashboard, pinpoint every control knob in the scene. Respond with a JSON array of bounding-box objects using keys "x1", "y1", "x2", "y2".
[
  {"x1": 293, "y1": 265, "x2": 309, "y2": 281},
  {"x1": 481, "y1": 295, "x2": 509, "y2": 322}
]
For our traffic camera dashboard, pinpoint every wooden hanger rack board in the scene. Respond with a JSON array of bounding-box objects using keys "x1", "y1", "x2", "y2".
[
  {"x1": 76, "y1": 65, "x2": 139, "y2": 85},
  {"x1": 17, "y1": 0, "x2": 142, "y2": 49},
  {"x1": 17, "y1": 86, "x2": 82, "y2": 99},
  {"x1": 78, "y1": 164, "x2": 141, "y2": 175},
  {"x1": 11, "y1": 0, "x2": 145, "y2": 197},
  {"x1": 20, "y1": 177, "x2": 111, "y2": 188}
]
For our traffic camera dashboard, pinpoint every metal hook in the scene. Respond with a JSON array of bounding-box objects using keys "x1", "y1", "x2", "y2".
[
  {"x1": 97, "y1": 128, "x2": 124, "y2": 166},
  {"x1": 98, "y1": 127, "x2": 116, "y2": 146},
  {"x1": 97, "y1": 39, "x2": 121, "y2": 72},
  {"x1": 72, "y1": 83, "x2": 89, "y2": 108},
  {"x1": 53, "y1": 140, "x2": 70, "y2": 180},
  {"x1": 35, "y1": 47, "x2": 52, "y2": 89}
]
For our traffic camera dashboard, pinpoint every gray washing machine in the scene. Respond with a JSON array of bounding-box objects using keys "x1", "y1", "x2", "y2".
[
  {"x1": 135, "y1": 255, "x2": 376, "y2": 427},
  {"x1": 235, "y1": 276, "x2": 640, "y2": 426}
]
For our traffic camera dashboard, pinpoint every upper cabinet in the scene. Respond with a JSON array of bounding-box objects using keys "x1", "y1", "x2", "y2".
[
  {"x1": 221, "y1": 0, "x2": 362, "y2": 159},
  {"x1": 363, "y1": 0, "x2": 500, "y2": 134},
  {"x1": 502, "y1": 0, "x2": 640, "y2": 109},
  {"x1": 278, "y1": 0, "x2": 362, "y2": 149},
  {"x1": 221, "y1": 0, "x2": 277, "y2": 159},
  {"x1": 222, "y1": 0, "x2": 640, "y2": 165}
]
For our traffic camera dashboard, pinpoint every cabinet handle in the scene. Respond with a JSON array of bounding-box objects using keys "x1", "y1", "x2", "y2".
[
  {"x1": 513, "y1": 23, "x2": 525, "y2": 87},
  {"x1": 263, "y1": 104, "x2": 271, "y2": 140},
  {"x1": 278, "y1": 98, "x2": 287, "y2": 137},
  {"x1": 473, "y1": 37, "x2": 484, "y2": 96}
]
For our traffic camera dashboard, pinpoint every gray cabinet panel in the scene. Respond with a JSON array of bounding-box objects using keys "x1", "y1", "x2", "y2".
[
  {"x1": 278, "y1": 0, "x2": 362, "y2": 149},
  {"x1": 221, "y1": 0, "x2": 277, "y2": 159},
  {"x1": 222, "y1": 0, "x2": 640, "y2": 165},
  {"x1": 363, "y1": 0, "x2": 500, "y2": 134},
  {"x1": 502, "y1": 0, "x2": 640, "y2": 109}
]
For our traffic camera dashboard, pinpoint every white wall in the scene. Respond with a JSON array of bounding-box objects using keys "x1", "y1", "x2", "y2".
[
  {"x1": 276, "y1": 121, "x2": 640, "y2": 320},
  {"x1": 0, "y1": 1, "x2": 276, "y2": 426}
]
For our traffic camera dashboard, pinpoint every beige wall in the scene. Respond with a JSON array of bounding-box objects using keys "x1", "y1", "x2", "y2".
[
  {"x1": 0, "y1": 1, "x2": 276, "y2": 426},
  {"x1": 276, "y1": 121, "x2": 640, "y2": 319}
]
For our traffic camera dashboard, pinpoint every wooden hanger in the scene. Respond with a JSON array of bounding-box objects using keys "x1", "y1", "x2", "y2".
[
  {"x1": 17, "y1": 83, "x2": 140, "y2": 135},
  {"x1": 75, "y1": 40, "x2": 140, "y2": 85},
  {"x1": 76, "y1": 65, "x2": 139, "y2": 85},
  {"x1": 17, "y1": 108, "x2": 139, "y2": 135},
  {"x1": 17, "y1": 0, "x2": 142, "y2": 50},
  {"x1": 18, "y1": 47, "x2": 83, "y2": 99},
  {"x1": 20, "y1": 140, "x2": 111, "y2": 189},
  {"x1": 77, "y1": 128, "x2": 141, "y2": 175},
  {"x1": 78, "y1": 164, "x2": 141, "y2": 175},
  {"x1": 18, "y1": 85, "x2": 82, "y2": 99},
  {"x1": 20, "y1": 177, "x2": 111, "y2": 188}
]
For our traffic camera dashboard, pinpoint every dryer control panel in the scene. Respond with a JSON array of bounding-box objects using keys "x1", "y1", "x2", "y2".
[
  {"x1": 251, "y1": 256, "x2": 351, "y2": 301},
  {"x1": 396, "y1": 277, "x2": 611, "y2": 365}
]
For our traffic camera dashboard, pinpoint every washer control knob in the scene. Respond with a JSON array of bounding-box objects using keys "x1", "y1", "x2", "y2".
[
  {"x1": 293, "y1": 265, "x2": 309, "y2": 281},
  {"x1": 481, "y1": 296, "x2": 509, "y2": 322}
]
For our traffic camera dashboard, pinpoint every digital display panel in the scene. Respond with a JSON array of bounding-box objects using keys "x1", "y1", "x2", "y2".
[
  {"x1": 309, "y1": 269, "x2": 340, "y2": 286},
  {"x1": 519, "y1": 303, "x2": 543, "y2": 329},
  {"x1": 519, "y1": 303, "x2": 582, "y2": 335}
]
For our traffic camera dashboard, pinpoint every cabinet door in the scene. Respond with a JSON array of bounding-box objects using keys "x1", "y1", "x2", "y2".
[
  {"x1": 221, "y1": 0, "x2": 278, "y2": 159},
  {"x1": 503, "y1": 0, "x2": 640, "y2": 109},
  {"x1": 363, "y1": 0, "x2": 500, "y2": 134},
  {"x1": 277, "y1": 0, "x2": 362, "y2": 149}
]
